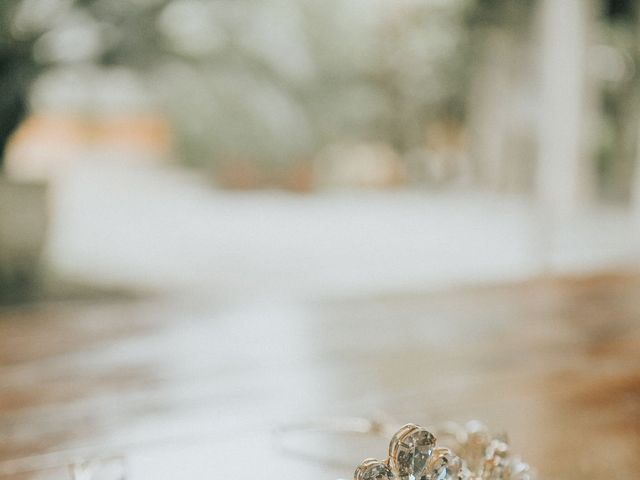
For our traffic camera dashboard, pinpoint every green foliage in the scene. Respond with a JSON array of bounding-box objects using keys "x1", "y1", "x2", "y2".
[{"x1": 0, "y1": 0, "x2": 474, "y2": 167}]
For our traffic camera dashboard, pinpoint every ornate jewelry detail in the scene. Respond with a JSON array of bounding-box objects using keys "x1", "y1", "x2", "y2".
[
  {"x1": 354, "y1": 459, "x2": 395, "y2": 480},
  {"x1": 353, "y1": 422, "x2": 534, "y2": 480},
  {"x1": 388, "y1": 424, "x2": 436, "y2": 480}
]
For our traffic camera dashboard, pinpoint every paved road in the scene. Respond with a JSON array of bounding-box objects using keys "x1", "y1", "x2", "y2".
[{"x1": 47, "y1": 164, "x2": 636, "y2": 299}]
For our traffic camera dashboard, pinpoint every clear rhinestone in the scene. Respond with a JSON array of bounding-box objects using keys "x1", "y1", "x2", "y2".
[
  {"x1": 428, "y1": 448, "x2": 471, "y2": 480},
  {"x1": 389, "y1": 424, "x2": 437, "y2": 480},
  {"x1": 504, "y1": 458, "x2": 534, "y2": 480},
  {"x1": 460, "y1": 421, "x2": 491, "y2": 473},
  {"x1": 354, "y1": 459, "x2": 393, "y2": 480}
]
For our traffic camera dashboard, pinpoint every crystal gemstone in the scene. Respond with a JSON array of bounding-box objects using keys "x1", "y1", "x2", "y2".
[
  {"x1": 390, "y1": 425, "x2": 437, "y2": 480},
  {"x1": 355, "y1": 459, "x2": 393, "y2": 480}
]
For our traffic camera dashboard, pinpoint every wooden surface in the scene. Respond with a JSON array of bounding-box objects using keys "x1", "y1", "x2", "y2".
[{"x1": 0, "y1": 273, "x2": 639, "y2": 479}]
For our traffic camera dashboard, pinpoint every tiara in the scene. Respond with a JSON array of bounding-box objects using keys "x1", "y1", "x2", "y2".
[{"x1": 353, "y1": 421, "x2": 534, "y2": 480}]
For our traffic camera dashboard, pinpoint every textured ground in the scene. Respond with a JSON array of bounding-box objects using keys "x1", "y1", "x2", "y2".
[{"x1": 0, "y1": 272, "x2": 638, "y2": 479}]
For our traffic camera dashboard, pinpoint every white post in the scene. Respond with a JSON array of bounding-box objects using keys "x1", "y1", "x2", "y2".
[
  {"x1": 537, "y1": 0, "x2": 594, "y2": 215},
  {"x1": 535, "y1": 0, "x2": 595, "y2": 268}
]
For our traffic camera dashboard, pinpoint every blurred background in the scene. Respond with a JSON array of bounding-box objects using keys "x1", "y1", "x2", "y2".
[
  {"x1": 2, "y1": 0, "x2": 640, "y2": 297},
  {"x1": 0, "y1": 0, "x2": 639, "y2": 479}
]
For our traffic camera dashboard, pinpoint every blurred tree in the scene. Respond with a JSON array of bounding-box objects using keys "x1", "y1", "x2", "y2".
[
  {"x1": 0, "y1": 1, "x2": 37, "y2": 168},
  {"x1": 596, "y1": 0, "x2": 640, "y2": 201},
  {"x1": 0, "y1": 0, "x2": 473, "y2": 179}
]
